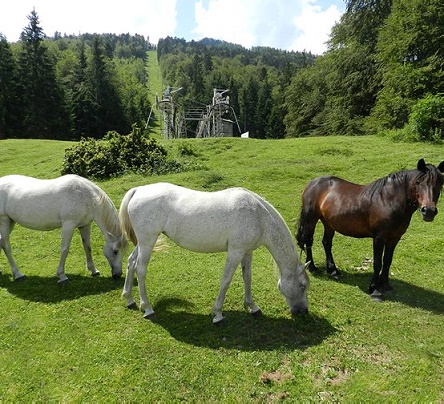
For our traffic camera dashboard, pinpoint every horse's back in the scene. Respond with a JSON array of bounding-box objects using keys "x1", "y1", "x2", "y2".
[
  {"x1": 0, "y1": 174, "x2": 98, "y2": 230},
  {"x1": 127, "y1": 183, "x2": 267, "y2": 253}
]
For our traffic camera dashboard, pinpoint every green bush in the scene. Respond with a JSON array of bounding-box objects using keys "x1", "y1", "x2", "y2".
[
  {"x1": 408, "y1": 94, "x2": 444, "y2": 142},
  {"x1": 61, "y1": 126, "x2": 183, "y2": 179}
]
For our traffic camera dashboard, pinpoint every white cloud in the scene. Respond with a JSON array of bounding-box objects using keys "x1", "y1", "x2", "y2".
[
  {"x1": 0, "y1": 0, "x2": 343, "y2": 54},
  {"x1": 0, "y1": 0, "x2": 177, "y2": 43},
  {"x1": 291, "y1": 1, "x2": 342, "y2": 54},
  {"x1": 193, "y1": 0, "x2": 343, "y2": 54}
]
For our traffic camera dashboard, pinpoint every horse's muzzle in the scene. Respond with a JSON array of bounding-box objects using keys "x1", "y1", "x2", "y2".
[
  {"x1": 112, "y1": 270, "x2": 123, "y2": 280},
  {"x1": 420, "y1": 206, "x2": 438, "y2": 222},
  {"x1": 291, "y1": 307, "x2": 308, "y2": 315}
]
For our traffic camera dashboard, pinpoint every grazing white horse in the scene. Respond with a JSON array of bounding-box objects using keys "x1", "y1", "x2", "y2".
[
  {"x1": 119, "y1": 182, "x2": 309, "y2": 324},
  {"x1": 0, "y1": 174, "x2": 127, "y2": 283}
]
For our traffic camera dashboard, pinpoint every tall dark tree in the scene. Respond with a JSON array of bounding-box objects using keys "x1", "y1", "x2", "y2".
[
  {"x1": 16, "y1": 9, "x2": 68, "y2": 139},
  {"x1": 370, "y1": 0, "x2": 444, "y2": 130},
  {"x1": 0, "y1": 35, "x2": 19, "y2": 138},
  {"x1": 239, "y1": 74, "x2": 259, "y2": 136},
  {"x1": 87, "y1": 36, "x2": 128, "y2": 138},
  {"x1": 68, "y1": 41, "x2": 98, "y2": 139}
]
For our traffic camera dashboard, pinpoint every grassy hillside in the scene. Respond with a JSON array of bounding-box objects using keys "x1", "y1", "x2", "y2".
[
  {"x1": 145, "y1": 50, "x2": 163, "y2": 137},
  {"x1": 0, "y1": 136, "x2": 443, "y2": 402}
]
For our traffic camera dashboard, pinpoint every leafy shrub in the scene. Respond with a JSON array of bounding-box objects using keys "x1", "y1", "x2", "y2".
[
  {"x1": 61, "y1": 126, "x2": 184, "y2": 179},
  {"x1": 408, "y1": 94, "x2": 444, "y2": 142}
]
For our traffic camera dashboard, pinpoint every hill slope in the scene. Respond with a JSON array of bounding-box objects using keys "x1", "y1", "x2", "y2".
[{"x1": 0, "y1": 135, "x2": 443, "y2": 402}]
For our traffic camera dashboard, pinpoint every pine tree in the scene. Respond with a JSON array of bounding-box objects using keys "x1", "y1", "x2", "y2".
[
  {"x1": 87, "y1": 36, "x2": 128, "y2": 138},
  {"x1": 0, "y1": 35, "x2": 19, "y2": 138},
  {"x1": 16, "y1": 9, "x2": 69, "y2": 139}
]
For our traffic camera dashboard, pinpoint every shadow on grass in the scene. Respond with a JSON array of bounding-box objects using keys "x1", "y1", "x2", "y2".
[
  {"x1": 0, "y1": 274, "x2": 123, "y2": 303},
  {"x1": 148, "y1": 297, "x2": 337, "y2": 351},
  {"x1": 310, "y1": 268, "x2": 444, "y2": 315}
]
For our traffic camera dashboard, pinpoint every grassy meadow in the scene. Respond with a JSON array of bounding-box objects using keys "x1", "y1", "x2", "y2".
[{"x1": 0, "y1": 136, "x2": 443, "y2": 402}]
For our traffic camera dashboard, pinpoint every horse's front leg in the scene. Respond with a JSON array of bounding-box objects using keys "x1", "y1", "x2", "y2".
[
  {"x1": 322, "y1": 224, "x2": 339, "y2": 279},
  {"x1": 122, "y1": 247, "x2": 138, "y2": 309},
  {"x1": 378, "y1": 239, "x2": 399, "y2": 293},
  {"x1": 78, "y1": 224, "x2": 100, "y2": 277},
  {"x1": 241, "y1": 252, "x2": 261, "y2": 316},
  {"x1": 369, "y1": 237, "x2": 384, "y2": 300},
  {"x1": 57, "y1": 225, "x2": 76, "y2": 283},
  {"x1": 212, "y1": 249, "x2": 243, "y2": 324}
]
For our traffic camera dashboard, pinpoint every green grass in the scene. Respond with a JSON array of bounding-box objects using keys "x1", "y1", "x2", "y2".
[
  {"x1": 0, "y1": 136, "x2": 443, "y2": 402},
  {"x1": 145, "y1": 50, "x2": 163, "y2": 138}
]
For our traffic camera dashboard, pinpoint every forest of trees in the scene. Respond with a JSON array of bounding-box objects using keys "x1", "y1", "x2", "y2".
[
  {"x1": 156, "y1": 36, "x2": 315, "y2": 138},
  {"x1": 0, "y1": 9, "x2": 152, "y2": 140},
  {"x1": 1, "y1": 1, "x2": 443, "y2": 141}
]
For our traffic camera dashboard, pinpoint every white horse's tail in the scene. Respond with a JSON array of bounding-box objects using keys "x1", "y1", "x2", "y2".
[{"x1": 119, "y1": 188, "x2": 138, "y2": 245}]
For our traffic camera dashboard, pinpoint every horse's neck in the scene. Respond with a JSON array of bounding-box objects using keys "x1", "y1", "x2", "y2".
[
  {"x1": 262, "y1": 204, "x2": 300, "y2": 273},
  {"x1": 92, "y1": 192, "x2": 121, "y2": 239}
]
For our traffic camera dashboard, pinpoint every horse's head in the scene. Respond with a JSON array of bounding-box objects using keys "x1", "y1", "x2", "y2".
[
  {"x1": 278, "y1": 262, "x2": 310, "y2": 315},
  {"x1": 103, "y1": 233, "x2": 128, "y2": 279},
  {"x1": 415, "y1": 159, "x2": 444, "y2": 222}
]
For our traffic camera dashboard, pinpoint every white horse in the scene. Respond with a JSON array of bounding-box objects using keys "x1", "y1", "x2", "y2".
[
  {"x1": 119, "y1": 182, "x2": 309, "y2": 324},
  {"x1": 0, "y1": 174, "x2": 127, "y2": 283}
]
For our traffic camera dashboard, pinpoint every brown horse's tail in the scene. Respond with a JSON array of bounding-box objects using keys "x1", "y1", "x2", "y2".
[
  {"x1": 119, "y1": 187, "x2": 138, "y2": 245},
  {"x1": 296, "y1": 207, "x2": 308, "y2": 252}
]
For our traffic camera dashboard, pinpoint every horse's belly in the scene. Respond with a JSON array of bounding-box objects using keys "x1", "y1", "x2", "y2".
[
  {"x1": 5, "y1": 202, "x2": 63, "y2": 231},
  {"x1": 165, "y1": 230, "x2": 228, "y2": 253},
  {"x1": 9, "y1": 212, "x2": 62, "y2": 231},
  {"x1": 327, "y1": 217, "x2": 373, "y2": 238}
]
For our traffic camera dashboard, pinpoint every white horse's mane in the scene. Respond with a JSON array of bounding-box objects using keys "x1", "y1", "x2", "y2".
[{"x1": 94, "y1": 186, "x2": 122, "y2": 237}]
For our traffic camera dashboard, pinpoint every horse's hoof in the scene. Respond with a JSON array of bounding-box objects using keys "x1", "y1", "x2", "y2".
[
  {"x1": 251, "y1": 309, "x2": 263, "y2": 317},
  {"x1": 127, "y1": 302, "x2": 138, "y2": 310},
  {"x1": 91, "y1": 271, "x2": 100, "y2": 277},
  {"x1": 329, "y1": 270, "x2": 340, "y2": 280},
  {"x1": 14, "y1": 275, "x2": 26, "y2": 282},
  {"x1": 308, "y1": 267, "x2": 320, "y2": 274},
  {"x1": 213, "y1": 317, "x2": 226, "y2": 326},
  {"x1": 143, "y1": 312, "x2": 157, "y2": 321},
  {"x1": 370, "y1": 290, "x2": 384, "y2": 302},
  {"x1": 58, "y1": 278, "x2": 69, "y2": 285},
  {"x1": 381, "y1": 284, "x2": 394, "y2": 293}
]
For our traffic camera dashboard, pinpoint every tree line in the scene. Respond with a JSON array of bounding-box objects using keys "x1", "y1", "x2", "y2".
[
  {"x1": 157, "y1": 0, "x2": 444, "y2": 141},
  {"x1": 1, "y1": 2, "x2": 443, "y2": 141},
  {"x1": 0, "y1": 9, "x2": 152, "y2": 140},
  {"x1": 157, "y1": 36, "x2": 315, "y2": 138},
  {"x1": 285, "y1": 0, "x2": 444, "y2": 140}
]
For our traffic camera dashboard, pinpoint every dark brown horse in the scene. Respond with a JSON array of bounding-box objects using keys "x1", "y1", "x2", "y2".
[{"x1": 296, "y1": 158, "x2": 444, "y2": 299}]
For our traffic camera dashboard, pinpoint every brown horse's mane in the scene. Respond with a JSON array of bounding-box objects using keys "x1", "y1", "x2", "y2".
[
  {"x1": 362, "y1": 164, "x2": 443, "y2": 202},
  {"x1": 362, "y1": 170, "x2": 409, "y2": 200}
]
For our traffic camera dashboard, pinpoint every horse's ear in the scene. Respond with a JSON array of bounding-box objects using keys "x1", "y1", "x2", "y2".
[
  {"x1": 417, "y1": 158, "x2": 426, "y2": 171},
  {"x1": 438, "y1": 161, "x2": 444, "y2": 173}
]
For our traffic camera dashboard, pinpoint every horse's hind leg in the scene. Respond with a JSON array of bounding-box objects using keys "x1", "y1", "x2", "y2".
[
  {"x1": 241, "y1": 252, "x2": 261, "y2": 316},
  {"x1": 122, "y1": 247, "x2": 138, "y2": 309},
  {"x1": 132, "y1": 238, "x2": 158, "y2": 320},
  {"x1": 0, "y1": 220, "x2": 25, "y2": 280},
  {"x1": 78, "y1": 224, "x2": 100, "y2": 277},
  {"x1": 212, "y1": 249, "x2": 244, "y2": 324},
  {"x1": 297, "y1": 210, "x2": 319, "y2": 273},
  {"x1": 321, "y1": 222, "x2": 339, "y2": 279}
]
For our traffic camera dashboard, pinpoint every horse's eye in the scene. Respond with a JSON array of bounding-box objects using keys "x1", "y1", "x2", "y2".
[{"x1": 113, "y1": 249, "x2": 118, "y2": 255}]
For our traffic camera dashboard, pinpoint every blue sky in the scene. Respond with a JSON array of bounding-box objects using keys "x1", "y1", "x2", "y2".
[{"x1": 0, "y1": 0, "x2": 345, "y2": 54}]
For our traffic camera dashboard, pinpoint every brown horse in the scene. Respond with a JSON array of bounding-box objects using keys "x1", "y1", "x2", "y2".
[{"x1": 296, "y1": 158, "x2": 444, "y2": 300}]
